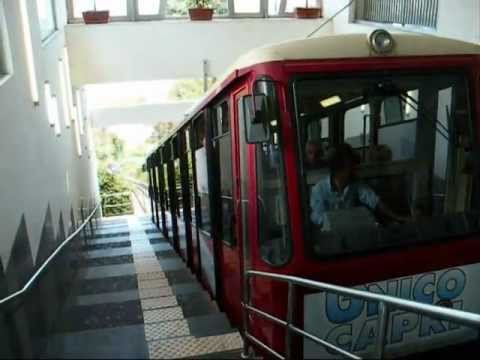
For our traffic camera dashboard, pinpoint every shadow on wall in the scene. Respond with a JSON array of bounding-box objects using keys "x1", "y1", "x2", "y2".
[{"x1": 0, "y1": 202, "x2": 95, "y2": 358}]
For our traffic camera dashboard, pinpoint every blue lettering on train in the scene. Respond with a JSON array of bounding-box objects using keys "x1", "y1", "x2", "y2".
[{"x1": 322, "y1": 268, "x2": 467, "y2": 352}]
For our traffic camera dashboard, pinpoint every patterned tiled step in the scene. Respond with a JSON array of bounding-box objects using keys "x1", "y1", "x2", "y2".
[
  {"x1": 139, "y1": 286, "x2": 173, "y2": 299},
  {"x1": 79, "y1": 264, "x2": 137, "y2": 280},
  {"x1": 81, "y1": 255, "x2": 134, "y2": 268},
  {"x1": 137, "y1": 271, "x2": 166, "y2": 281},
  {"x1": 75, "y1": 275, "x2": 138, "y2": 295},
  {"x1": 81, "y1": 241, "x2": 131, "y2": 251},
  {"x1": 83, "y1": 247, "x2": 133, "y2": 259},
  {"x1": 72, "y1": 289, "x2": 139, "y2": 306},
  {"x1": 54, "y1": 300, "x2": 143, "y2": 333},
  {"x1": 94, "y1": 227, "x2": 130, "y2": 236},
  {"x1": 148, "y1": 332, "x2": 243, "y2": 359},
  {"x1": 84, "y1": 235, "x2": 130, "y2": 245},
  {"x1": 145, "y1": 319, "x2": 190, "y2": 341},
  {"x1": 45, "y1": 324, "x2": 148, "y2": 359},
  {"x1": 141, "y1": 296, "x2": 178, "y2": 310},
  {"x1": 138, "y1": 278, "x2": 170, "y2": 289},
  {"x1": 91, "y1": 232, "x2": 130, "y2": 239},
  {"x1": 143, "y1": 307, "x2": 184, "y2": 324}
]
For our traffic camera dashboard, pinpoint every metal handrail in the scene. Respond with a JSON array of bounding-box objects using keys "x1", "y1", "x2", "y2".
[
  {"x1": 243, "y1": 270, "x2": 480, "y2": 359},
  {"x1": 0, "y1": 203, "x2": 100, "y2": 308}
]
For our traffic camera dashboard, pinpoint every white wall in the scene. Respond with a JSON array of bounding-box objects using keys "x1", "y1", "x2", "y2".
[
  {"x1": 65, "y1": 18, "x2": 334, "y2": 87},
  {"x1": 324, "y1": 0, "x2": 480, "y2": 44},
  {"x1": 0, "y1": 0, "x2": 98, "y2": 267}
]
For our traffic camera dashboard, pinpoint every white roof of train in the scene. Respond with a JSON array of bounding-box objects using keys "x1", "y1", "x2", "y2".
[
  {"x1": 183, "y1": 33, "x2": 480, "y2": 120},
  {"x1": 228, "y1": 33, "x2": 480, "y2": 70}
]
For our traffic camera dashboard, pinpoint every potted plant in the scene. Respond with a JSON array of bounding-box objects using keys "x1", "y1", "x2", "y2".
[
  {"x1": 82, "y1": 2, "x2": 110, "y2": 24},
  {"x1": 188, "y1": 0, "x2": 214, "y2": 21},
  {"x1": 295, "y1": 1, "x2": 322, "y2": 19}
]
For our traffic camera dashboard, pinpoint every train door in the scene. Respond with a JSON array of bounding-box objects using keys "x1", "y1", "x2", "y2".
[
  {"x1": 151, "y1": 154, "x2": 160, "y2": 228},
  {"x1": 162, "y1": 146, "x2": 173, "y2": 242},
  {"x1": 193, "y1": 112, "x2": 219, "y2": 296},
  {"x1": 175, "y1": 133, "x2": 189, "y2": 261},
  {"x1": 167, "y1": 140, "x2": 180, "y2": 251},
  {"x1": 187, "y1": 123, "x2": 202, "y2": 275},
  {"x1": 212, "y1": 90, "x2": 249, "y2": 326},
  {"x1": 157, "y1": 150, "x2": 168, "y2": 237},
  {"x1": 147, "y1": 158, "x2": 156, "y2": 224}
]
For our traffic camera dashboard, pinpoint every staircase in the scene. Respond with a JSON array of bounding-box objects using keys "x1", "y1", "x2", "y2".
[{"x1": 44, "y1": 215, "x2": 243, "y2": 359}]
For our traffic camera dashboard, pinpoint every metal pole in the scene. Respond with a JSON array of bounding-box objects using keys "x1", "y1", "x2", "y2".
[
  {"x1": 242, "y1": 275, "x2": 252, "y2": 359},
  {"x1": 80, "y1": 206, "x2": 87, "y2": 245},
  {"x1": 203, "y1": 60, "x2": 208, "y2": 93},
  {"x1": 285, "y1": 283, "x2": 296, "y2": 359},
  {"x1": 375, "y1": 302, "x2": 389, "y2": 359}
]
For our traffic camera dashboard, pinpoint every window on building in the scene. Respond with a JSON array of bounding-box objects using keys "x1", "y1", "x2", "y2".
[
  {"x1": 69, "y1": 0, "x2": 314, "y2": 22},
  {"x1": 70, "y1": 0, "x2": 128, "y2": 19},
  {"x1": 0, "y1": 1, "x2": 12, "y2": 81},
  {"x1": 233, "y1": 0, "x2": 260, "y2": 14},
  {"x1": 354, "y1": 0, "x2": 439, "y2": 29},
  {"x1": 269, "y1": 0, "x2": 321, "y2": 16},
  {"x1": 36, "y1": 0, "x2": 57, "y2": 41},
  {"x1": 137, "y1": 0, "x2": 161, "y2": 16}
]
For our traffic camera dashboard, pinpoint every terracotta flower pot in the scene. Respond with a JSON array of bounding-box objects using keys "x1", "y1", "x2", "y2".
[
  {"x1": 188, "y1": 8, "x2": 214, "y2": 21},
  {"x1": 294, "y1": 7, "x2": 322, "y2": 19},
  {"x1": 82, "y1": 10, "x2": 110, "y2": 24}
]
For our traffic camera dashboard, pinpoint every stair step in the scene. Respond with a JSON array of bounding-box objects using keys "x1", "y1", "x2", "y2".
[
  {"x1": 148, "y1": 332, "x2": 243, "y2": 359},
  {"x1": 187, "y1": 312, "x2": 236, "y2": 338},
  {"x1": 44, "y1": 325, "x2": 148, "y2": 359}
]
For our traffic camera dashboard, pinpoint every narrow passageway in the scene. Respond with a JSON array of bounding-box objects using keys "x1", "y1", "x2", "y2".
[{"x1": 45, "y1": 216, "x2": 242, "y2": 359}]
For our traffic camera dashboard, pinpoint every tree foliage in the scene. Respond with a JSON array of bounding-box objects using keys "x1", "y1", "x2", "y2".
[
  {"x1": 166, "y1": 0, "x2": 228, "y2": 16},
  {"x1": 94, "y1": 129, "x2": 134, "y2": 216},
  {"x1": 168, "y1": 78, "x2": 215, "y2": 101},
  {"x1": 98, "y1": 168, "x2": 133, "y2": 217},
  {"x1": 147, "y1": 122, "x2": 177, "y2": 144}
]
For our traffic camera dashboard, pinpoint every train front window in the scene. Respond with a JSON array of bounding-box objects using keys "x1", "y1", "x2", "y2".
[{"x1": 293, "y1": 72, "x2": 477, "y2": 258}]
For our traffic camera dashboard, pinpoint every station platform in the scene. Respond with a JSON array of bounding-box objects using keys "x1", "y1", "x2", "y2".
[{"x1": 44, "y1": 215, "x2": 243, "y2": 359}]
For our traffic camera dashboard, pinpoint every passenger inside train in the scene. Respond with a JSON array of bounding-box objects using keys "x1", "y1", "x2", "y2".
[
  {"x1": 309, "y1": 143, "x2": 408, "y2": 227},
  {"x1": 293, "y1": 72, "x2": 477, "y2": 257}
]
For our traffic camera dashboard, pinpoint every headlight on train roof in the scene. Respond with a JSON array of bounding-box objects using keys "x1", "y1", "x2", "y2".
[{"x1": 368, "y1": 29, "x2": 395, "y2": 54}]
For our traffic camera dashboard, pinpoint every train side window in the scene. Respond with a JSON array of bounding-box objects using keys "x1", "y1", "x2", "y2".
[
  {"x1": 250, "y1": 80, "x2": 291, "y2": 266},
  {"x1": 194, "y1": 115, "x2": 211, "y2": 233},
  {"x1": 213, "y1": 101, "x2": 235, "y2": 246},
  {"x1": 344, "y1": 104, "x2": 371, "y2": 161}
]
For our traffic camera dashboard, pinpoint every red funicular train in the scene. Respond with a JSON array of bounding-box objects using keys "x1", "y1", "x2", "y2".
[{"x1": 146, "y1": 30, "x2": 480, "y2": 358}]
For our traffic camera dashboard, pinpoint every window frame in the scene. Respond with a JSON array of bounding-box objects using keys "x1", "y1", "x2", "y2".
[
  {"x1": 352, "y1": 0, "x2": 439, "y2": 32},
  {"x1": 0, "y1": 0, "x2": 13, "y2": 85},
  {"x1": 66, "y1": 0, "x2": 319, "y2": 23},
  {"x1": 67, "y1": 0, "x2": 133, "y2": 23},
  {"x1": 251, "y1": 77, "x2": 293, "y2": 267},
  {"x1": 37, "y1": 0, "x2": 58, "y2": 42},
  {"x1": 211, "y1": 99, "x2": 236, "y2": 247},
  {"x1": 291, "y1": 69, "x2": 475, "y2": 260}
]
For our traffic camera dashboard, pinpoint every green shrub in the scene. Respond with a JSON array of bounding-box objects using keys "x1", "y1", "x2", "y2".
[{"x1": 99, "y1": 169, "x2": 133, "y2": 217}]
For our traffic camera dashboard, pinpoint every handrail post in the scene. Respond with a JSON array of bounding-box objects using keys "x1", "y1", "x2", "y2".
[
  {"x1": 88, "y1": 212, "x2": 94, "y2": 239},
  {"x1": 285, "y1": 282, "x2": 296, "y2": 359},
  {"x1": 80, "y1": 205, "x2": 88, "y2": 244},
  {"x1": 242, "y1": 274, "x2": 251, "y2": 359},
  {"x1": 375, "y1": 302, "x2": 389, "y2": 359}
]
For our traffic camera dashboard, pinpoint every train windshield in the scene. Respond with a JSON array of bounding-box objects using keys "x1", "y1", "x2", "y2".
[{"x1": 293, "y1": 72, "x2": 478, "y2": 258}]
